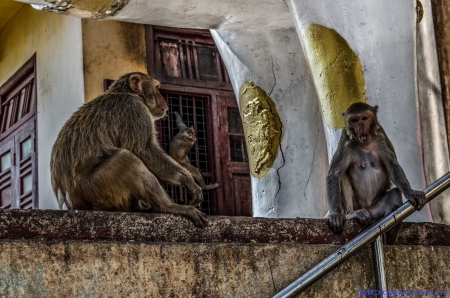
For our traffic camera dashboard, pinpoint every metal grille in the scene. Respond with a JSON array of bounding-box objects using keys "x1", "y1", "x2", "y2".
[{"x1": 159, "y1": 92, "x2": 213, "y2": 215}]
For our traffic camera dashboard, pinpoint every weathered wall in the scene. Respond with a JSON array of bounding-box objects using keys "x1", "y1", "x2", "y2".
[
  {"x1": 0, "y1": 210, "x2": 449, "y2": 297},
  {"x1": 2, "y1": 241, "x2": 449, "y2": 297},
  {"x1": 82, "y1": 19, "x2": 147, "y2": 102},
  {"x1": 0, "y1": 5, "x2": 84, "y2": 210},
  {"x1": 432, "y1": 0, "x2": 450, "y2": 156},
  {"x1": 417, "y1": 0, "x2": 450, "y2": 224}
]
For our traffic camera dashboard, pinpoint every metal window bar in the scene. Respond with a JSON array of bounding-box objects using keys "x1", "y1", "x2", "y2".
[
  {"x1": 159, "y1": 92, "x2": 212, "y2": 215},
  {"x1": 273, "y1": 171, "x2": 450, "y2": 298}
]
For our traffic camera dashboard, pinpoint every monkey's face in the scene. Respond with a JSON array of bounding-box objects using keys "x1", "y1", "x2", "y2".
[
  {"x1": 347, "y1": 112, "x2": 374, "y2": 143},
  {"x1": 142, "y1": 78, "x2": 168, "y2": 120},
  {"x1": 183, "y1": 128, "x2": 197, "y2": 142}
]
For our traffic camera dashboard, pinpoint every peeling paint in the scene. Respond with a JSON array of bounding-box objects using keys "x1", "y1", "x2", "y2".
[{"x1": 41, "y1": 0, "x2": 129, "y2": 18}]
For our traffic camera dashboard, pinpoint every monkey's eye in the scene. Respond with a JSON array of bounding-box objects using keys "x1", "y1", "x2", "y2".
[
  {"x1": 362, "y1": 116, "x2": 369, "y2": 121},
  {"x1": 351, "y1": 118, "x2": 359, "y2": 123}
]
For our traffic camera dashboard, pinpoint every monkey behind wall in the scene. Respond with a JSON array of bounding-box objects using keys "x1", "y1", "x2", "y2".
[
  {"x1": 50, "y1": 72, "x2": 207, "y2": 227},
  {"x1": 169, "y1": 111, "x2": 219, "y2": 193},
  {"x1": 325, "y1": 102, "x2": 426, "y2": 241}
]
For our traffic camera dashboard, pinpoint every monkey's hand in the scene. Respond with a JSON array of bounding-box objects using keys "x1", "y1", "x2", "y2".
[
  {"x1": 178, "y1": 169, "x2": 203, "y2": 206},
  {"x1": 168, "y1": 204, "x2": 208, "y2": 228},
  {"x1": 188, "y1": 184, "x2": 203, "y2": 206},
  {"x1": 328, "y1": 212, "x2": 346, "y2": 234},
  {"x1": 405, "y1": 189, "x2": 427, "y2": 211},
  {"x1": 346, "y1": 209, "x2": 371, "y2": 226}
]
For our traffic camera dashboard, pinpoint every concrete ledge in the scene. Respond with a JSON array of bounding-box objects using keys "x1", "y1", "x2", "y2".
[
  {"x1": 1, "y1": 210, "x2": 450, "y2": 297},
  {"x1": 0, "y1": 209, "x2": 449, "y2": 245}
]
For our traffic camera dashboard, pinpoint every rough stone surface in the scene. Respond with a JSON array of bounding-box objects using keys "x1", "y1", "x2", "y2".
[
  {"x1": 1, "y1": 210, "x2": 450, "y2": 245},
  {"x1": 1, "y1": 210, "x2": 450, "y2": 296}
]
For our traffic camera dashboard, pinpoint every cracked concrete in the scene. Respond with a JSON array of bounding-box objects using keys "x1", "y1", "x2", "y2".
[
  {"x1": 303, "y1": 105, "x2": 322, "y2": 201},
  {"x1": 268, "y1": 55, "x2": 276, "y2": 96}
]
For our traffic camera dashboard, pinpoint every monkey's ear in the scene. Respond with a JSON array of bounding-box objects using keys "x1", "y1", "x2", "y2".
[
  {"x1": 129, "y1": 74, "x2": 142, "y2": 93},
  {"x1": 342, "y1": 112, "x2": 346, "y2": 117},
  {"x1": 373, "y1": 105, "x2": 379, "y2": 114}
]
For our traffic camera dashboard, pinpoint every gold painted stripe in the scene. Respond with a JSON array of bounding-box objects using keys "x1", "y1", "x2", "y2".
[{"x1": 303, "y1": 23, "x2": 366, "y2": 129}]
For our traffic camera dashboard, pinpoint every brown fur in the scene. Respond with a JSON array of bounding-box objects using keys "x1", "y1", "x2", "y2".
[
  {"x1": 169, "y1": 112, "x2": 219, "y2": 192},
  {"x1": 326, "y1": 102, "x2": 426, "y2": 242},
  {"x1": 50, "y1": 72, "x2": 207, "y2": 227}
]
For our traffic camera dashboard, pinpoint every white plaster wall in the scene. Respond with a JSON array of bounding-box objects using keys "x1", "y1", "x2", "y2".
[
  {"x1": 288, "y1": 0, "x2": 431, "y2": 222},
  {"x1": 36, "y1": 16, "x2": 84, "y2": 209},
  {"x1": 22, "y1": 0, "x2": 293, "y2": 30},
  {"x1": 212, "y1": 28, "x2": 329, "y2": 218},
  {"x1": 417, "y1": 0, "x2": 450, "y2": 224},
  {"x1": 0, "y1": 7, "x2": 84, "y2": 210}
]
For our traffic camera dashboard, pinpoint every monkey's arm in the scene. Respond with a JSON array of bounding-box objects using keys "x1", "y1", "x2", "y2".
[
  {"x1": 137, "y1": 144, "x2": 203, "y2": 205},
  {"x1": 326, "y1": 132, "x2": 352, "y2": 233},
  {"x1": 379, "y1": 137, "x2": 426, "y2": 210}
]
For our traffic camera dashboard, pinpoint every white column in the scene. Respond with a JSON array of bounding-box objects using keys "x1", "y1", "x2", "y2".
[
  {"x1": 212, "y1": 28, "x2": 329, "y2": 218},
  {"x1": 417, "y1": 0, "x2": 450, "y2": 224},
  {"x1": 287, "y1": 0, "x2": 431, "y2": 222}
]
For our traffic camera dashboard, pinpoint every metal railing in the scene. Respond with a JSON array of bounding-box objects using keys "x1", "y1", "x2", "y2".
[{"x1": 273, "y1": 171, "x2": 450, "y2": 298}]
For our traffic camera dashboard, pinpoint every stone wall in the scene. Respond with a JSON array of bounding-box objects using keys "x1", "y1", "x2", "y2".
[{"x1": 1, "y1": 210, "x2": 449, "y2": 297}]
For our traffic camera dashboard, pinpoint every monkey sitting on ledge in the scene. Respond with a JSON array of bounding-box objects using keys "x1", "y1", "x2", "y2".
[
  {"x1": 50, "y1": 72, "x2": 207, "y2": 227},
  {"x1": 169, "y1": 111, "x2": 219, "y2": 195},
  {"x1": 326, "y1": 102, "x2": 426, "y2": 240}
]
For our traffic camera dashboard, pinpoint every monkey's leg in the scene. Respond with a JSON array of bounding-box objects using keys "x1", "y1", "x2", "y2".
[
  {"x1": 182, "y1": 163, "x2": 219, "y2": 190},
  {"x1": 79, "y1": 149, "x2": 207, "y2": 227},
  {"x1": 368, "y1": 188, "x2": 403, "y2": 244}
]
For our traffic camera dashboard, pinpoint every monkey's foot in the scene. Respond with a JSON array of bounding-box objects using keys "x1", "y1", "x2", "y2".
[
  {"x1": 346, "y1": 209, "x2": 371, "y2": 226},
  {"x1": 138, "y1": 200, "x2": 152, "y2": 211},
  {"x1": 172, "y1": 204, "x2": 208, "y2": 228}
]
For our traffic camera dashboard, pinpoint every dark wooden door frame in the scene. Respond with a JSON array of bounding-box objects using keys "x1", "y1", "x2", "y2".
[{"x1": 0, "y1": 54, "x2": 38, "y2": 209}]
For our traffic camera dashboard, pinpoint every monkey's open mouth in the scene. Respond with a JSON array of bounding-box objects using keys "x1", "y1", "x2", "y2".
[{"x1": 359, "y1": 134, "x2": 368, "y2": 142}]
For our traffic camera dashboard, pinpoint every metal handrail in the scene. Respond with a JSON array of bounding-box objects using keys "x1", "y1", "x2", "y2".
[
  {"x1": 372, "y1": 235, "x2": 388, "y2": 298},
  {"x1": 273, "y1": 171, "x2": 450, "y2": 298}
]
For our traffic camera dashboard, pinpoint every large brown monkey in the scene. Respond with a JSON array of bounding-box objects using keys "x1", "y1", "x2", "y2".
[
  {"x1": 50, "y1": 72, "x2": 207, "y2": 227},
  {"x1": 169, "y1": 111, "x2": 219, "y2": 191},
  {"x1": 326, "y1": 102, "x2": 426, "y2": 235}
]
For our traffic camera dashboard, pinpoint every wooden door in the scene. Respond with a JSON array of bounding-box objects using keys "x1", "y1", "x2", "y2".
[
  {"x1": 215, "y1": 94, "x2": 252, "y2": 216},
  {"x1": 147, "y1": 26, "x2": 252, "y2": 216},
  {"x1": 0, "y1": 56, "x2": 37, "y2": 210},
  {"x1": 0, "y1": 133, "x2": 15, "y2": 209},
  {"x1": 0, "y1": 117, "x2": 37, "y2": 209},
  {"x1": 14, "y1": 118, "x2": 37, "y2": 209}
]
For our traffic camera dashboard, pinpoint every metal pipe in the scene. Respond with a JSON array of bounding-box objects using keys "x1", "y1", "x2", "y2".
[
  {"x1": 372, "y1": 235, "x2": 388, "y2": 298},
  {"x1": 273, "y1": 171, "x2": 450, "y2": 298}
]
